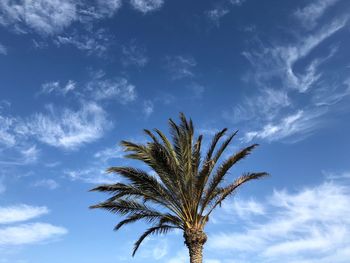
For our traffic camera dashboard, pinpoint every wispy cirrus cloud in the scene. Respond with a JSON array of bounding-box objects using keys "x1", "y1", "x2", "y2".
[
  {"x1": 0, "y1": 43, "x2": 7, "y2": 55},
  {"x1": 243, "y1": 18, "x2": 347, "y2": 93},
  {"x1": 143, "y1": 100, "x2": 154, "y2": 118},
  {"x1": 323, "y1": 170, "x2": 350, "y2": 180},
  {"x1": 230, "y1": 0, "x2": 246, "y2": 6},
  {"x1": 93, "y1": 146, "x2": 124, "y2": 162},
  {"x1": 294, "y1": 0, "x2": 340, "y2": 29},
  {"x1": 40, "y1": 80, "x2": 76, "y2": 96},
  {"x1": 16, "y1": 102, "x2": 111, "y2": 150},
  {"x1": 0, "y1": 114, "x2": 16, "y2": 147},
  {"x1": 208, "y1": 181, "x2": 350, "y2": 262},
  {"x1": 0, "y1": 0, "x2": 124, "y2": 36},
  {"x1": 55, "y1": 28, "x2": 114, "y2": 57},
  {"x1": 0, "y1": 0, "x2": 77, "y2": 35},
  {"x1": 205, "y1": 0, "x2": 246, "y2": 26},
  {"x1": 65, "y1": 145, "x2": 124, "y2": 184},
  {"x1": 166, "y1": 55, "x2": 197, "y2": 80},
  {"x1": 243, "y1": 109, "x2": 325, "y2": 142},
  {"x1": 225, "y1": 88, "x2": 291, "y2": 123},
  {"x1": 94, "y1": 0, "x2": 122, "y2": 18},
  {"x1": 65, "y1": 168, "x2": 118, "y2": 184},
  {"x1": 312, "y1": 78, "x2": 350, "y2": 106},
  {"x1": 231, "y1": 10, "x2": 349, "y2": 143},
  {"x1": 206, "y1": 7, "x2": 229, "y2": 26},
  {"x1": 0, "y1": 0, "x2": 163, "y2": 47},
  {"x1": 212, "y1": 197, "x2": 265, "y2": 224},
  {"x1": 38, "y1": 71, "x2": 138, "y2": 105},
  {"x1": 135, "y1": 237, "x2": 168, "y2": 260},
  {"x1": 87, "y1": 78, "x2": 137, "y2": 103},
  {"x1": 0, "y1": 180, "x2": 5, "y2": 194},
  {"x1": 121, "y1": 40, "x2": 148, "y2": 67},
  {"x1": 0, "y1": 111, "x2": 41, "y2": 165},
  {"x1": 32, "y1": 179, "x2": 59, "y2": 190},
  {"x1": 129, "y1": 0, "x2": 164, "y2": 13}
]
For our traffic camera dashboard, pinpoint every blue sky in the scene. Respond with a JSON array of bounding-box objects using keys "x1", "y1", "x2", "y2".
[{"x1": 0, "y1": 0, "x2": 350, "y2": 262}]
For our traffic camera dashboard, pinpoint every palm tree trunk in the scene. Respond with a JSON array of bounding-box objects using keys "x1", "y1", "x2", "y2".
[{"x1": 184, "y1": 228, "x2": 207, "y2": 263}]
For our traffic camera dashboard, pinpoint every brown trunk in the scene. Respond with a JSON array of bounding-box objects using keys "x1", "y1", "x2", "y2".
[{"x1": 184, "y1": 228, "x2": 207, "y2": 263}]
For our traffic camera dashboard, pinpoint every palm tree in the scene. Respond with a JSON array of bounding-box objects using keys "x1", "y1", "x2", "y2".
[{"x1": 90, "y1": 113, "x2": 268, "y2": 263}]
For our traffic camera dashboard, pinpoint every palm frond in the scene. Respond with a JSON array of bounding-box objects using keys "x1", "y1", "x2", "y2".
[
  {"x1": 202, "y1": 128, "x2": 227, "y2": 165},
  {"x1": 132, "y1": 224, "x2": 176, "y2": 256},
  {"x1": 114, "y1": 212, "x2": 181, "y2": 230},
  {"x1": 204, "y1": 172, "x2": 268, "y2": 217},
  {"x1": 212, "y1": 130, "x2": 238, "y2": 164},
  {"x1": 89, "y1": 199, "x2": 158, "y2": 216},
  {"x1": 200, "y1": 144, "x2": 259, "y2": 213}
]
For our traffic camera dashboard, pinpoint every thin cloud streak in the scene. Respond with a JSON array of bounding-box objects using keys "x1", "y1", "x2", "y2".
[
  {"x1": 0, "y1": 223, "x2": 67, "y2": 246},
  {"x1": 0, "y1": 205, "x2": 48, "y2": 224},
  {"x1": 130, "y1": 0, "x2": 164, "y2": 13},
  {"x1": 243, "y1": 109, "x2": 325, "y2": 142},
  {"x1": 294, "y1": 0, "x2": 340, "y2": 29}
]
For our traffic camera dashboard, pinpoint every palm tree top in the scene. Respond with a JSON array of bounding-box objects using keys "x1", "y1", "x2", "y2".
[{"x1": 90, "y1": 113, "x2": 268, "y2": 257}]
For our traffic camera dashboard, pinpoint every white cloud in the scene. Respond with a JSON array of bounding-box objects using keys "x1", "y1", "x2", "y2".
[
  {"x1": 324, "y1": 171, "x2": 350, "y2": 180},
  {"x1": 294, "y1": 0, "x2": 340, "y2": 29},
  {"x1": 65, "y1": 168, "x2": 119, "y2": 184},
  {"x1": 223, "y1": 198, "x2": 265, "y2": 219},
  {"x1": 40, "y1": 80, "x2": 76, "y2": 96},
  {"x1": 237, "y1": 17, "x2": 349, "y2": 143},
  {"x1": 312, "y1": 78, "x2": 350, "y2": 106},
  {"x1": 243, "y1": 18, "x2": 347, "y2": 93},
  {"x1": 0, "y1": 113, "x2": 40, "y2": 164},
  {"x1": 0, "y1": 114, "x2": 16, "y2": 147},
  {"x1": 87, "y1": 78, "x2": 137, "y2": 103},
  {"x1": 143, "y1": 100, "x2": 154, "y2": 117},
  {"x1": 206, "y1": 8, "x2": 229, "y2": 25},
  {"x1": 166, "y1": 55, "x2": 197, "y2": 80},
  {"x1": 66, "y1": 144, "x2": 126, "y2": 184},
  {"x1": 0, "y1": 205, "x2": 48, "y2": 224},
  {"x1": 244, "y1": 109, "x2": 324, "y2": 142},
  {"x1": 281, "y1": 19, "x2": 346, "y2": 93},
  {"x1": 208, "y1": 181, "x2": 350, "y2": 262},
  {"x1": 0, "y1": 43, "x2": 7, "y2": 55},
  {"x1": 32, "y1": 179, "x2": 59, "y2": 190},
  {"x1": 187, "y1": 82, "x2": 205, "y2": 99},
  {"x1": 211, "y1": 198, "x2": 265, "y2": 224},
  {"x1": 0, "y1": 205, "x2": 67, "y2": 247},
  {"x1": 226, "y1": 88, "x2": 291, "y2": 123},
  {"x1": 0, "y1": 0, "x2": 77, "y2": 35},
  {"x1": 152, "y1": 241, "x2": 168, "y2": 260},
  {"x1": 130, "y1": 0, "x2": 164, "y2": 13},
  {"x1": 0, "y1": 144, "x2": 40, "y2": 166},
  {"x1": 121, "y1": 41, "x2": 148, "y2": 67},
  {"x1": 19, "y1": 145, "x2": 39, "y2": 163},
  {"x1": 17, "y1": 102, "x2": 111, "y2": 150},
  {"x1": 96, "y1": 0, "x2": 122, "y2": 18},
  {"x1": 94, "y1": 146, "x2": 124, "y2": 162},
  {"x1": 0, "y1": 179, "x2": 5, "y2": 194},
  {"x1": 0, "y1": 222, "x2": 67, "y2": 246},
  {"x1": 55, "y1": 29, "x2": 113, "y2": 57},
  {"x1": 230, "y1": 0, "x2": 246, "y2": 6}
]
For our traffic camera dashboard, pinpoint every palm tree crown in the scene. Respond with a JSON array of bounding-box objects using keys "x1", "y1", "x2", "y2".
[{"x1": 90, "y1": 113, "x2": 268, "y2": 263}]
